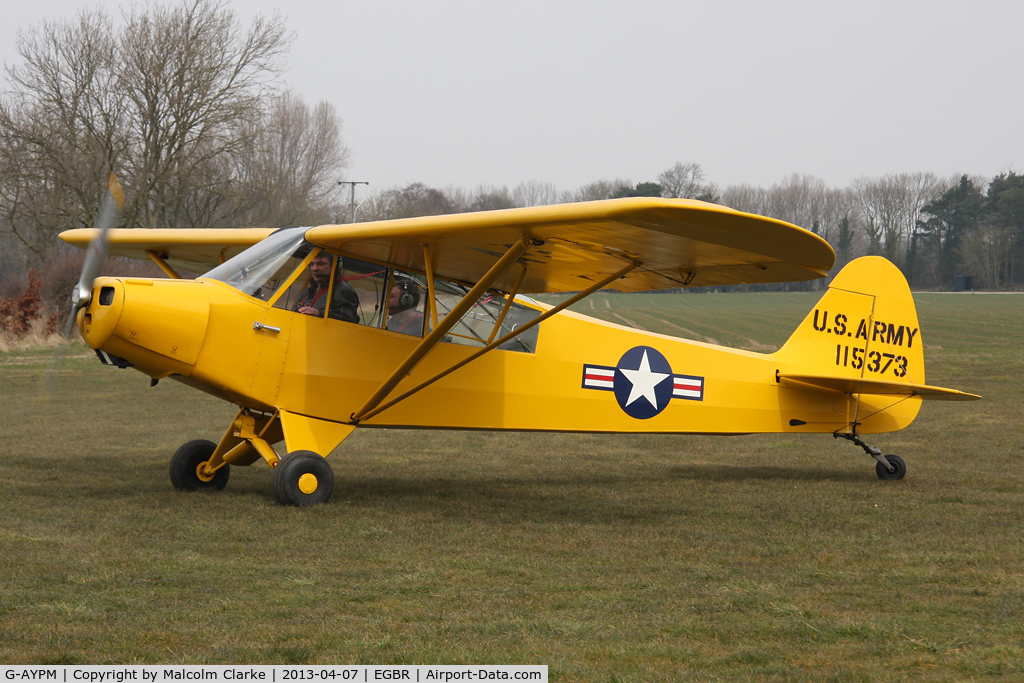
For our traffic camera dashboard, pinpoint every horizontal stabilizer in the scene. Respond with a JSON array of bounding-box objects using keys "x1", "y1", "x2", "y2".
[{"x1": 779, "y1": 373, "x2": 981, "y2": 401}]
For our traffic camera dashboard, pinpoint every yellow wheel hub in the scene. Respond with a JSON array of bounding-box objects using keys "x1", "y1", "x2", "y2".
[
  {"x1": 195, "y1": 461, "x2": 216, "y2": 483},
  {"x1": 298, "y1": 473, "x2": 319, "y2": 494}
]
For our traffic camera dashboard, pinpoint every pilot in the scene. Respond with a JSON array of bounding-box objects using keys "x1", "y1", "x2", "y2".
[
  {"x1": 296, "y1": 251, "x2": 359, "y2": 323},
  {"x1": 386, "y1": 278, "x2": 424, "y2": 336}
]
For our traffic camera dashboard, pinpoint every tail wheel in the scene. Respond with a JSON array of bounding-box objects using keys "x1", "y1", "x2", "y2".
[
  {"x1": 271, "y1": 451, "x2": 334, "y2": 506},
  {"x1": 170, "y1": 439, "x2": 230, "y2": 490},
  {"x1": 876, "y1": 454, "x2": 906, "y2": 480}
]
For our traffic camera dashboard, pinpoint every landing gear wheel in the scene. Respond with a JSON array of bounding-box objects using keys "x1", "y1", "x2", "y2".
[
  {"x1": 170, "y1": 439, "x2": 229, "y2": 490},
  {"x1": 271, "y1": 451, "x2": 334, "y2": 506},
  {"x1": 875, "y1": 454, "x2": 906, "y2": 480}
]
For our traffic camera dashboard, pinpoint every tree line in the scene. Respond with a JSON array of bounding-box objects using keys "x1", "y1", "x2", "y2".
[{"x1": 1, "y1": 0, "x2": 1020, "y2": 302}]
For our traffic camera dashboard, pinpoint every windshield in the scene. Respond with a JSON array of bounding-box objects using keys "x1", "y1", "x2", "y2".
[{"x1": 202, "y1": 227, "x2": 311, "y2": 300}]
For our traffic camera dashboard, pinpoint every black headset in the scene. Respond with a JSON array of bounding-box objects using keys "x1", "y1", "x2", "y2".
[{"x1": 395, "y1": 279, "x2": 419, "y2": 310}]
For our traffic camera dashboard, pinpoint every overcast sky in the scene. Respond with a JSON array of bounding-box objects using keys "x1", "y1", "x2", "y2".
[{"x1": 3, "y1": 0, "x2": 1022, "y2": 201}]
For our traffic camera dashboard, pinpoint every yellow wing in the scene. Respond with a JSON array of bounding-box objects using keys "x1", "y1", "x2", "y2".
[
  {"x1": 305, "y1": 197, "x2": 835, "y2": 293},
  {"x1": 59, "y1": 228, "x2": 276, "y2": 274},
  {"x1": 59, "y1": 198, "x2": 834, "y2": 291}
]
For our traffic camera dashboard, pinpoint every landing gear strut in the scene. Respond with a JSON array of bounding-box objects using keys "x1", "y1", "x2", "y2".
[{"x1": 834, "y1": 432, "x2": 906, "y2": 480}]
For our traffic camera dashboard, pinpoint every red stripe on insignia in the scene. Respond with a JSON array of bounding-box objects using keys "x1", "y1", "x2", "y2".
[{"x1": 583, "y1": 366, "x2": 616, "y2": 389}]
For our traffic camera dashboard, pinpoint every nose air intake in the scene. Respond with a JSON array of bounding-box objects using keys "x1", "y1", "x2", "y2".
[{"x1": 79, "y1": 278, "x2": 125, "y2": 350}]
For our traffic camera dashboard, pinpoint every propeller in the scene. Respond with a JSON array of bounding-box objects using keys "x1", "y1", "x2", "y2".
[
  {"x1": 63, "y1": 172, "x2": 125, "y2": 338},
  {"x1": 41, "y1": 173, "x2": 125, "y2": 401}
]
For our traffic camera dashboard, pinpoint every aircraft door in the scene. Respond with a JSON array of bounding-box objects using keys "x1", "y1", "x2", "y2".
[
  {"x1": 230, "y1": 238, "x2": 315, "y2": 407},
  {"x1": 250, "y1": 305, "x2": 293, "y2": 406}
]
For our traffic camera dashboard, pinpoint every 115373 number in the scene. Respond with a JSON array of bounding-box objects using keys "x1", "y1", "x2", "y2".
[{"x1": 835, "y1": 344, "x2": 908, "y2": 377}]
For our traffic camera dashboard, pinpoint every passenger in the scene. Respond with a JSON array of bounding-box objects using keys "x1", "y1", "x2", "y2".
[
  {"x1": 296, "y1": 252, "x2": 359, "y2": 323},
  {"x1": 386, "y1": 279, "x2": 424, "y2": 336}
]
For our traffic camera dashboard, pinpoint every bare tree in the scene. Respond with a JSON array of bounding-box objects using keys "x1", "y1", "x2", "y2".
[
  {"x1": 0, "y1": 9, "x2": 125, "y2": 263},
  {"x1": 820, "y1": 188, "x2": 862, "y2": 249},
  {"x1": 117, "y1": 0, "x2": 291, "y2": 230},
  {"x1": 658, "y1": 161, "x2": 717, "y2": 200},
  {"x1": 512, "y1": 180, "x2": 559, "y2": 207},
  {"x1": 854, "y1": 173, "x2": 946, "y2": 265},
  {"x1": 467, "y1": 185, "x2": 515, "y2": 212},
  {"x1": 0, "y1": 0, "x2": 347, "y2": 268},
  {"x1": 235, "y1": 93, "x2": 350, "y2": 227},
  {"x1": 358, "y1": 183, "x2": 457, "y2": 221},
  {"x1": 754, "y1": 174, "x2": 860, "y2": 247},
  {"x1": 723, "y1": 178, "x2": 865, "y2": 279},
  {"x1": 720, "y1": 184, "x2": 768, "y2": 215},
  {"x1": 560, "y1": 178, "x2": 631, "y2": 203},
  {"x1": 761, "y1": 174, "x2": 828, "y2": 232}
]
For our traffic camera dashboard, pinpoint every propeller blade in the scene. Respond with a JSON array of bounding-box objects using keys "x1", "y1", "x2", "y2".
[{"x1": 65, "y1": 173, "x2": 124, "y2": 337}]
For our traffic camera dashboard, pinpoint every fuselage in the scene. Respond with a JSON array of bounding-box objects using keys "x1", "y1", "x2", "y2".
[{"x1": 79, "y1": 274, "x2": 918, "y2": 436}]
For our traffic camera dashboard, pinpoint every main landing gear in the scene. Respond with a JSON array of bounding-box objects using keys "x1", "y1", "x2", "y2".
[
  {"x1": 170, "y1": 439, "x2": 335, "y2": 506},
  {"x1": 834, "y1": 432, "x2": 906, "y2": 480},
  {"x1": 168, "y1": 408, "x2": 345, "y2": 506}
]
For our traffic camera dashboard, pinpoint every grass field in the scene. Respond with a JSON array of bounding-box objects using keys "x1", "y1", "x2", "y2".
[{"x1": 1, "y1": 291, "x2": 1022, "y2": 681}]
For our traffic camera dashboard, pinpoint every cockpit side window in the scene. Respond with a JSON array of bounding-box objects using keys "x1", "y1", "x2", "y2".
[
  {"x1": 330, "y1": 257, "x2": 389, "y2": 327},
  {"x1": 203, "y1": 231, "x2": 541, "y2": 351},
  {"x1": 385, "y1": 271, "x2": 427, "y2": 337},
  {"x1": 428, "y1": 276, "x2": 541, "y2": 353},
  {"x1": 273, "y1": 249, "x2": 330, "y2": 315}
]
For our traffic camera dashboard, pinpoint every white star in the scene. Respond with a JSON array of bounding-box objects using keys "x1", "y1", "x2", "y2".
[{"x1": 619, "y1": 350, "x2": 670, "y2": 410}]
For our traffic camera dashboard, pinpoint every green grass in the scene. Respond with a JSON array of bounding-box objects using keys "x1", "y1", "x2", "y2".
[{"x1": 1, "y1": 292, "x2": 1022, "y2": 681}]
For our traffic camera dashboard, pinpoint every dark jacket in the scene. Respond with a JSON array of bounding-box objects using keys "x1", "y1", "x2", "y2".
[{"x1": 296, "y1": 279, "x2": 360, "y2": 323}]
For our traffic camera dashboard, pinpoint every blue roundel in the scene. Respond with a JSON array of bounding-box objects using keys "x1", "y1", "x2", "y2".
[{"x1": 613, "y1": 346, "x2": 675, "y2": 419}]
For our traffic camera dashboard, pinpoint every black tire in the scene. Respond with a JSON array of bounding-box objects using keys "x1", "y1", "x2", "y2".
[
  {"x1": 875, "y1": 454, "x2": 906, "y2": 480},
  {"x1": 170, "y1": 439, "x2": 230, "y2": 491},
  {"x1": 271, "y1": 451, "x2": 334, "y2": 506}
]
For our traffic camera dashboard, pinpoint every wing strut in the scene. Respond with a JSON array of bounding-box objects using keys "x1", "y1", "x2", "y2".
[
  {"x1": 350, "y1": 237, "x2": 536, "y2": 423},
  {"x1": 353, "y1": 260, "x2": 638, "y2": 423},
  {"x1": 488, "y1": 266, "x2": 528, "y2": 343},
  {"x1": 146, "y1": 250, "x2": 181, "y2": 279},
  {"x1": 423, "y1": 244, "x2": 439, "y2": 329}
]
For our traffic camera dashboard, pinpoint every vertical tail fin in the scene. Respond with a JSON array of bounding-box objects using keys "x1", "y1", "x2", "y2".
[
  {"x1": 776, "y1": 256, "x2": 926, "y2": 386},
  {"x1": 775, "y1": 257, "x2": 928, "y2": 434}
]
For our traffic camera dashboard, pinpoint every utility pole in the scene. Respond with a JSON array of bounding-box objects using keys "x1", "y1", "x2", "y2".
[{"x1": 338, "y1": 180, "x2": 369, "y2": 223}]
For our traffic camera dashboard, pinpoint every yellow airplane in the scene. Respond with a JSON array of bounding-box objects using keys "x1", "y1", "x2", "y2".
[{"x1": 60, "y1": 180, "x2": 980, "y2": 505}]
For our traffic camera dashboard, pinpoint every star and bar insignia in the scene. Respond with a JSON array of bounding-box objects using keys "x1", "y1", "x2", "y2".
[{"x1": 582, "y1": 346, "x2": 704, "y2": 419}]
